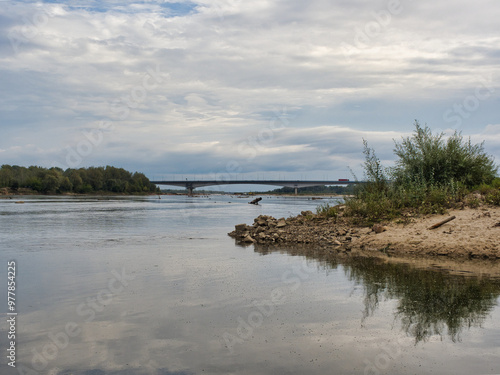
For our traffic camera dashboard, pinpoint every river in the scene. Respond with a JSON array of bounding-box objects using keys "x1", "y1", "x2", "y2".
[{"x1": 1, "y1": 195, "x2": 499, "y2": 374}]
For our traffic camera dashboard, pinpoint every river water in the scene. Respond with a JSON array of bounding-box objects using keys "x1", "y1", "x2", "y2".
[{"x1": 1, "y1": 195, "x2": 500, "y2": 375}]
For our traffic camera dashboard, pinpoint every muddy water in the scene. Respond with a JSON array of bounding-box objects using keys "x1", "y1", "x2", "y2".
[{"x1": 1, "y1": 195, "x2": 499, "y2": 374}]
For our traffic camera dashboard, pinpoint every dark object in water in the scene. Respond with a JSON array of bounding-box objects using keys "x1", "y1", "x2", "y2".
[{"x1": 249, "y1": 197, "x2": 262, "y2": 205}]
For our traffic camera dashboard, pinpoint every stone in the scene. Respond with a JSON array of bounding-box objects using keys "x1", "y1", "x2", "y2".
[
  {"x1": 235, "y1": 224, "x2": 247, "y2": 232},
  {"x1": 372, "y1": 224, "x2": 388, "y2": 234},
  {"x1": 276, "y1": 219, "x2": 286, "y2": 228},
  {"x1": 256, "y1": 218, "x2": 267, "y2": 226},
  {"x1": 241, "y1": 235, "x2": 256, "y2": 243}
]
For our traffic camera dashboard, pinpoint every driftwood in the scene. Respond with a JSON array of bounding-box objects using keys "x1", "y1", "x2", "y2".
[
  {"x1": 249, "y1": 197, "x2": 262, "y2": 205},
  {"x1": 428, "y1": 215, "x2": 456, "y2": 230}
]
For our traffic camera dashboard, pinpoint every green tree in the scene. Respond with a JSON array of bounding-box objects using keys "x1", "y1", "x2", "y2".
[
  {"x1": 26, "y1": 177, "x2": 43, "y2": 192},
  {"x1": 59, "y1": 177, "x2": 73, "y2": 192},
  {"x1": 42, "y1": 174, "x2": 60, "y2": 193}
]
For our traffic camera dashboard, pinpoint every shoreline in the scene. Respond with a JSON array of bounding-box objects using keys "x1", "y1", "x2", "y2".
[
  {"x1": 0, "y1": 189, "x2": 345, "y2": 199},
  {"x1": 229, "y1": 206, "x2": 500, "y2": 260}
]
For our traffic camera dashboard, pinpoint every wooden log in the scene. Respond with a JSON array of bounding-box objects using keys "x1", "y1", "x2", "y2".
[
  {"x1": 249, "y1": 197, "x2": 262, "y2": 205},
  {"x1": 428, "y1": 215, "x2": 456, "y2": 230}
]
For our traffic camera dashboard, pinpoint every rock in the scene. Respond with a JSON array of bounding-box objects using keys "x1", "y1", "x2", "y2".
[
  {"x1": 301, "y1": 210, "x2": 313, "y2": 216},
  {"x1": 241, "y1": 235, "x2": 256, "y2": 243},
  {"x1": 235, "y1": 223, "x2": 247, "y2": 232},
  {"x1": 372, "y1": 224, "x2": 388, "y2": 234},
  {"x1": 256, "y1": 218, "x2": 267, "y2": 226},
  {"x1": 333, "y1": 240, "x2": 342, "y2": 246},
  {"x1": 276, "y1": 219, "x2": 286, "y2": 228}
]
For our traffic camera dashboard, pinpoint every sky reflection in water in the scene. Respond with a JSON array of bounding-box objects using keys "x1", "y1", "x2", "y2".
[{"x1": 1, "y1": 196, "x2": 499, "y2": 374}]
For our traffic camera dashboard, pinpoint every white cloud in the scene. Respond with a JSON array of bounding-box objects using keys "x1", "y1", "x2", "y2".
[{"x1": 0, "y1": 0, "x2": 499, "y2": 177}]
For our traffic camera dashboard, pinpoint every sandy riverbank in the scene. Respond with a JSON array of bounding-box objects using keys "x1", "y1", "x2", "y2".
[{"x1": 229, "y1": 206, "x2": 500, "y2": 260}]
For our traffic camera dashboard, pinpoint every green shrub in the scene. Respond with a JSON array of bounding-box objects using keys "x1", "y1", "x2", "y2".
[
  {"x1": 392, "y1": 121, "x2": 497, "y2": 188},
  {"x1": 344, "y1": 121, "x2": 499, "y2": 223},
  {"x1": 316, "y1": 203, "x2": 339, "y2": 219},
  {"x1": 485, "y1": 190, "x2": 500, "y2": 205}
]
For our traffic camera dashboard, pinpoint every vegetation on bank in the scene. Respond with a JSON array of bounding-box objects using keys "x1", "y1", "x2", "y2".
[
  {"x1": 0, "y1": 165, "x2": 159, "y2": 194},
  {"x1": 343, "y1": 121, "x2": 499, "y2": 224}
]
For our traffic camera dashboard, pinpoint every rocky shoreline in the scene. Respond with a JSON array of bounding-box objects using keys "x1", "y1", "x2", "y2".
[
  {"x1": 228, "y1": 206, "x2": 500, "y2": 260},
  {"x1": 228, "y1": 210, "x2": 363, "y2": 250}
]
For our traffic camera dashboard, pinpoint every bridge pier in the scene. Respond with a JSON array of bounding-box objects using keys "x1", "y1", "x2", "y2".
[
  {"x1": 186, "y1": 183, "x2": 194, "y2": 196},
  {"x1": 294, "y1": 186, "x2": 298, "y2": 195}
]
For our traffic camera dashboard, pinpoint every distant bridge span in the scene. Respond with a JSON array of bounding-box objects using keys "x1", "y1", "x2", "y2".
[{"x1": 150, "y1": 180, "x2": 359, "y2": 195}]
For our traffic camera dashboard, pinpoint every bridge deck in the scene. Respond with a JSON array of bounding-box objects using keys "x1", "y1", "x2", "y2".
[
  {"x1": 150, "y1": 180, "x2": 357, "y2": 195},
  {"x1": 150, "y1": 180, "x2": 356, "y2": 188}
]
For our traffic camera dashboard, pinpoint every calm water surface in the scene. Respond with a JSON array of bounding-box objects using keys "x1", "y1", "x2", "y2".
[{"x1": 1, "y1": 195, "x2": 500, "y2": 375}]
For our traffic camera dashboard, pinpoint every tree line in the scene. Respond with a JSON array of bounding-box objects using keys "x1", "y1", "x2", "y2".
[{"x1": 0, "y1": 165, "x2": 159, "y2": 194}]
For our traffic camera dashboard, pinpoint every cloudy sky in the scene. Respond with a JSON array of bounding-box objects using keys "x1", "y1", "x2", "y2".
[{"x1": 1, "y1": 0, "x2": 499, "y2": 183}]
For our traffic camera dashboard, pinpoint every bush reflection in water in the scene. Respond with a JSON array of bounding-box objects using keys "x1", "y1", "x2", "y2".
[{"x1": 254, "y1": 245, "x2": 500, "y2": 344}]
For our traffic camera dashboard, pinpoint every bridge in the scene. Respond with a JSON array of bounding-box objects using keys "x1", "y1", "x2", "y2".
[{"x1": 150, "y1": 179, "x2": 358, "y2": 195}]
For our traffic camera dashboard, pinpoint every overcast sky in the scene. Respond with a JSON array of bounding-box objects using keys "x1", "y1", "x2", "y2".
[{"x1": 1, "y1": 0, "x2": 499, "y2": 183}]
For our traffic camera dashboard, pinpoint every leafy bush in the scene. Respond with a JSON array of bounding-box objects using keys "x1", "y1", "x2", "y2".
[
  {"x1": 316, "y1": 203, "x2": 339, "y2": 219},
  {"x1": 392, "y1": 121, "x2": 497, "y2": 188},
  {"x1": 485, "y1": 190, "x2": 500, "y2": 205},
  {"x1": 344, "y1": 121, "x2": 498, "y2": 223}
]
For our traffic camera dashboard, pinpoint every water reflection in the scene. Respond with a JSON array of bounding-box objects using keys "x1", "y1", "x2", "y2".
[{"x1": 254, "y1": 245, "x2": 500, "y2": 343}]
